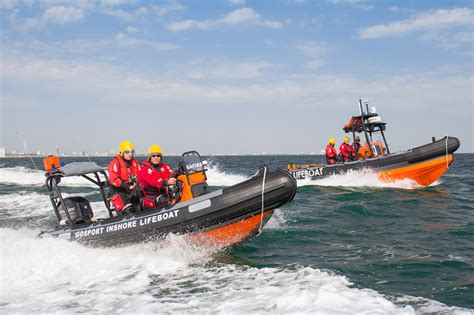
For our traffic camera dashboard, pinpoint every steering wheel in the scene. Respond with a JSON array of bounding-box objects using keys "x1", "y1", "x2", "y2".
[{"x1": 167, "y1": 180, "x2": 183, "y2": 204}]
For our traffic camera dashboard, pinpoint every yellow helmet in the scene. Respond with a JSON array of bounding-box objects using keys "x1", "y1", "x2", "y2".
[
  {"x1": 329, "y1": 138, "x2": 336, "y2": 145},
  {"x1": 118, "y1": 140, "x2": 135, "y2": 154},
  {"x1": 343, "y1": 136, "x2": 350, "y2": 143},
  {"x1": 148, "y1": 144, "x2": 162, "y2": 156}
]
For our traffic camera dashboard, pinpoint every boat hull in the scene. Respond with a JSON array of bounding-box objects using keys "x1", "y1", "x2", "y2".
[
  {"x1": 44, "y1": 169, "x2": 297, "y2": 247},
  {"x1": 288, "y1": 136, "x2": 460, "y2": 186}
]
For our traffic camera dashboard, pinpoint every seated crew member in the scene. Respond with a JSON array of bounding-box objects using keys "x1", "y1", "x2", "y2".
[
  {"x1": 138, "y1": 144, "x2": 177, "y2": 209},
  {"x1": 325, "y1": 138, "x2": 338, "y2": 165},
  {"x1": 108, "y1": 140, "x2": 141, "y2": 213},
  {"x1": 339, "y1": 136, "x2": 355, "y2": 162},
  {"x1": 352, "y1": 135, "x2": 362, "y2": 160}
]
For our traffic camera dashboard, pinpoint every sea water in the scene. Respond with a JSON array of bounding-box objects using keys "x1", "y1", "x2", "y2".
[{"x1": 0, "y1": 155, "x2": 472, "y2": 314}]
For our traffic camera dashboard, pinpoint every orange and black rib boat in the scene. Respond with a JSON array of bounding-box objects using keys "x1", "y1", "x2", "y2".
[
  {"x1": 287, "y1": 100, "x2": 460, "y2": 186},
  {"x1": 41, "y1": 152, "x2": 297, "y2": 247}
]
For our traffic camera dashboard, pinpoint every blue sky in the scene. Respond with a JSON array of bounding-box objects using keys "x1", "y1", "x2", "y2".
[{"x1": 1, "y1": 0, "x2": 473, "y2": 154}]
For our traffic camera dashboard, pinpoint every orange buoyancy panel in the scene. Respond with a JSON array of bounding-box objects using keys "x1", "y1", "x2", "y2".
[
  {"x1": 44, "y1": 155, "x2": 61, "y2": 172},
  {"x1": 177, "y1": 171, "x2": 207, "y2": 202}
]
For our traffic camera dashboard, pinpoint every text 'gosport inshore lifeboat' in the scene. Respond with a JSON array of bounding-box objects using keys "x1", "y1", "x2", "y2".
[
  {"x1": 287, "y1": 100, "x2": 460, "y2": 186},
  {"x1": 40, "y1": 151, "x2": 297, "y2": 247}
]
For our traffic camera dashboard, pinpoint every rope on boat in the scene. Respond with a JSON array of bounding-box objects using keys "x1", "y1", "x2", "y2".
[
  {"x1": 445, "y1": 136, "x2": 450, "y2": 169},
  {"x1": 257, "y1": 165, "x2": 267, "y2": 236}
]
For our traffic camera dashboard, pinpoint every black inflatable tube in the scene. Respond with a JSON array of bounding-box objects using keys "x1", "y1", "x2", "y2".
[{"x1": 407, "y1": 137, "x2": 460, "y2": 164}]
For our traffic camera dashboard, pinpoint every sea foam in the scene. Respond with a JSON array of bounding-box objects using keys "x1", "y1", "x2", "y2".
[{"x1": 0, "y1": 228, "x2": 431, "y2": 314}]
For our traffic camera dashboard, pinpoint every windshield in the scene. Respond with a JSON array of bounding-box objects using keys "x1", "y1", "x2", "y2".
[{"x1": 182, "y1": 152, "x2": 204, "y2": 174}]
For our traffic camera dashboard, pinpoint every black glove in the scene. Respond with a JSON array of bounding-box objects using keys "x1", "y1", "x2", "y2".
[{"x1": 120, "y1": 181, "x2": 131, "y2": 190}]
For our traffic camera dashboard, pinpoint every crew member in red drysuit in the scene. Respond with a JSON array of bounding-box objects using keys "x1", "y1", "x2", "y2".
[
  {"x1": 138, "y1": 144, "x2": 177, "y2": 209},
  {"x1": 108, "y1": 140, "x2": 141, "y2": 213},
  {"x1": 325, "y1": 138, "x2": 338, "y2": 165},
  {"x1": 339, "y1": 136, "x2": 355, "y2": 162}
]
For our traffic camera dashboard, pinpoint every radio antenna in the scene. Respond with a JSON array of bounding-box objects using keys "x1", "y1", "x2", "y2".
[
  {"x1": 16, "y1": 132, "x2": 38, "y2": 171},
  {"x1": 75, "y1": 134, "x2": 92, "y2": 162}
]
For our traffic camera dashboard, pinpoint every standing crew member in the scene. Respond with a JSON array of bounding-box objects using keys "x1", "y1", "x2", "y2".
[
  {"x1": 138, "y1": 144, "x2": 177, "y2": 209},
  {"x1": 339, "y1": 136, "x2": 355, "y2": 162},
  {"x1": 325, "y1": 138, "x2": 338, "y2": 165},
  {"x1": 108, "y1": 140, "x2": 141, "y2": 213},
  {"x1": 352, "y1": 135, "x2": 362, "y2": 160}
]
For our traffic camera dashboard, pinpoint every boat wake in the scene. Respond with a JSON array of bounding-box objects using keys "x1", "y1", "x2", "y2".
[
  {"x1": 296, "y1": 168, "x2": 430, "y2": 190},
  {"x1": 0, "y1": 166, "x2": 98, "y2": 187},
  {"x1": 2, "y1": 227, "x2": 466, "y2": 314},
  {"x1": 0, "y1": 163, "x2": 249, "y2": 188},
  {"x1": 206, "y1": 162, "x2": 248, "y2": 187},
  {"x1": 1, "y1": 227, "x2": 468, "y2": 314}
]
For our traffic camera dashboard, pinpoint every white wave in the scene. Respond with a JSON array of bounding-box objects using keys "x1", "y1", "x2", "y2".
[
  {"x1": 1, "y1": 228, "x2": 469, "y2": 314},
  {"x1": 0, "y1": 162, "x2": 248, "y2": 189},
  {"x1": 0, "y1": 192, "x2": 110, "y2": 220},
  {"x1": 0, "y1": 228, "x2": 217, "y2": 313},
  {"x1": 205, "y1": 162, "x2": 248, "y2": 187},
  {"x1": 0, "y1": 192, "x2": 53, "y2": 218},
  {"x1": 0, "y1": 166, "x2": 98, "y2": 187},
  {"x1": 265, "y1": 208, "x2": 287, "y2": 230},
  {"x1": 395, "y1": 296, "x2": 471, "y2": 315},
  {"x1": 0, "y1": 228, "x2": 413, "y2": 314},
  {"x1": 298, "y1": 168, "x2": 423, "y2": 190}
]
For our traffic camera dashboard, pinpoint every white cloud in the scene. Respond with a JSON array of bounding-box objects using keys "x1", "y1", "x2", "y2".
[
  {"x1": 42, "y1": 5, "x2": 85, "y2": 24},
  {"x1": 115, "y1": 32, "x2": 180, "y2": 51},
  {"x1": 168, "y1": 60, "x2": 273, "y2": 80},
  {"x1": 307, "y1": 59, "x2": 325, "y2": 69},
  {"x1": 358, "y1": 8, "x2": 474, "y2": 39},
  {"x1": 17, "y1": 5, "x2": 85, "y2": 30},
  {"x1": 126, "y1": 26, "x2": 138, "y2": 33},
  {"x1": 296, "y1": 41, "x2": 329, "y2": 69},
  {"x1": 4, "y1": 55, "x2": 470, "y2": 110},
  {"x1": 296, "y1": 41, "x2": 329, "y2": 57},
  {"x1": 98, "y1": 6, "x2": 148, "y2": 21},
  {"x1": 0, "y1": 0, "x2": 19, "y2": 9},
  {"x1": 167, "y1": 7, "x2": 282, "y2": 32},
  {"x1": 228, "y1": 0, "x2": 246, "y2": 5},
  {"x1": 152, "y1": 1, "x2": 186, "y2": 17},
  {"x1": 453, "y1": 32, "x2": 473, "y2": 43},
  {"x1": 327, "y1": 0, "x2": 373, "y2": 10},
  {"x1": 99, "y1": 0, "x2": 135, "y2": 6},
  {"x1": 2, "y1": 55, "x2": 473, "y2": 153},
  {"x1": 288, "y1": 0, "x2": 305, "y2": 4}
]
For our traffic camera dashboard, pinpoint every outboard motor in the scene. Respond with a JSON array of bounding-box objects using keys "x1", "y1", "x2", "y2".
[{"x1": 59, "y1": 196, "x2": 93, "y2": 225}]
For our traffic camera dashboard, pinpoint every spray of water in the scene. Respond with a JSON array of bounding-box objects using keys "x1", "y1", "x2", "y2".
[{"x1": 297, "y1": 168, "x2": 432, "y2": 190}]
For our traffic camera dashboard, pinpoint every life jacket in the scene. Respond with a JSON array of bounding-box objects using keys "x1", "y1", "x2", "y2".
[{"x1": 107, "y1": 155, "x2": 140, "y2": 188}]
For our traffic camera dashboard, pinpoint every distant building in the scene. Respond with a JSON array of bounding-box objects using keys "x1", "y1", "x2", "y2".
[{"x1": 0, "y1": 146, "x2": 5, "y2": 158}]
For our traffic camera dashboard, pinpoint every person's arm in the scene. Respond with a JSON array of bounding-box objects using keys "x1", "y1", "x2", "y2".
[
  {"x1": 108, "y1": 159, "x2": 125, "y2": 188},
  {"x1": 162, "y1": 164, "x2": 177, "y2": 185}
]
